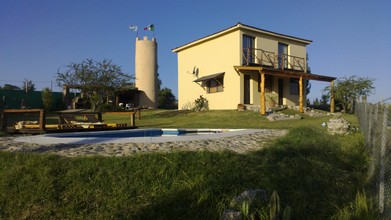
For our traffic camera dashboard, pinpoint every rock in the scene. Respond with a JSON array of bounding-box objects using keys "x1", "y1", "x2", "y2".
[
  {"x1": 230, "y1": 189, "x2": 269, "y2": 208},
  {"x1": 223, "y1": 189, "x2": 269, "y2": 220},
  {"x1": 327, "y1": 118, "x2": 350, "y2": 135},
  {"x1": 294, "y1": 114, "x2": 303, "y2": 119},
  {"x1": 237, "y1": 104, "x2": 246, "y2": 111},
  {"x1": 221, "y1": 209, "x2": 242, "y2": 220},
  {"x1": 266, "y1": 112, "x2": 300, "y2": 121}
]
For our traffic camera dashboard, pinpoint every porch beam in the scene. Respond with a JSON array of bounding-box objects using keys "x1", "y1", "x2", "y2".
[
  {"x1": 330, "y1": 80, "x2": 335, "y2": 113},
  {"x1": 299, "y1": 76, "x2": 303, "y2": 113},
  {"x1": 259, "y1": 71, "x2": 266, "y2": 115}
]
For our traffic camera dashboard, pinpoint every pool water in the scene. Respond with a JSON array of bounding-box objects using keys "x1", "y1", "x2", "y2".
[{"x1": 46, "y1": 129, "x2": 224, "y2": 138}]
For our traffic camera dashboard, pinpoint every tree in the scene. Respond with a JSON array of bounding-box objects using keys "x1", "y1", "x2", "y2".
[
  {"x1": 158, "y1": 87, "x2": 177, "y2": 109},
  {"x1": 57, "y1": 59, "x2": 132, "y2": 111},
  {"x1": 320, "y1": 94, "x2": 329, "y2": 105},
  {"x1": 22, "y1": 79, "x2": 36, "y2": 92},
  {"x1": 1, "y1": 84, "x2": 21, "y2": 90},
  {"x1": 305, "y1": 53, "x2": 312, "y2": 95},
  {"x1": 323, "y1": 75, "x2": 374, "y2": 113},
  {"x1": 41, "y1": 87, "x2": 52, "y2": 110},
  {"x1": 313, "y1": 98, "x2": 320, "y2": 106}
]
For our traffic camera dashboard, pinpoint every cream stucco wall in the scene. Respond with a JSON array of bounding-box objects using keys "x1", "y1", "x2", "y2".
[{"x1": 177, "y1": 30, "x2": 241, "y2": 110}]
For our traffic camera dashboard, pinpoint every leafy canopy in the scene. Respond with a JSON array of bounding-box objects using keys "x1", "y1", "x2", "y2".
[
  {"x1": 56, "y1": 59, "x2": 132, "y2": 111},
  {"x1": 324, "y1": 75, "x2": 374, "y2": 113}
]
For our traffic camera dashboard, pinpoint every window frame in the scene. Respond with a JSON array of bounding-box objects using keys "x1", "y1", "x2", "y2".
[
  {"x1": 206, "y1": 77, "x2": 224, "y2": 93},
  {"x1": 289, "y1": 78, "x2": 299, "y2": 95}
]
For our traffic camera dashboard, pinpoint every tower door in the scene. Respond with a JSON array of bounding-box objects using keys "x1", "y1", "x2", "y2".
[{"x1": 244, "y1": 75, "x2": 251, "y2": 104}]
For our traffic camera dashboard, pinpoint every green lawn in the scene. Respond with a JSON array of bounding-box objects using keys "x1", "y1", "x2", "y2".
[
  {"x1": 104, "y1": 109, "x2": 358, "y2": 130},
  {"x1": 0, "y1": 110, "x2": 372, "y2": 219}
]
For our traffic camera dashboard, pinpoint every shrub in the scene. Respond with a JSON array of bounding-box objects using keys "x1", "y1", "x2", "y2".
[{"x1": 193, "y1": 95, "x2": 209, "y2": 111}]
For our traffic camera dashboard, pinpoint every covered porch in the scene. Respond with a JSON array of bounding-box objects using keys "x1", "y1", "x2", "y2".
[{"x1": 233, "y1": 65, "x2": 336, "y2": 115}]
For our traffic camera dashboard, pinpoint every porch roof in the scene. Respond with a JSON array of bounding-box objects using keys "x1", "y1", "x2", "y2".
[
  {"x1": 193, "y1": 72, "x2": 225, "y2": 82},
  {"x1": 233, "y1": 66, "x2": 336, "y2": 82}
]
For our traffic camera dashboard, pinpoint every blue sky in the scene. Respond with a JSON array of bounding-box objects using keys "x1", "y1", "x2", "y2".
[{"x1": 1, "y1": 0, "x2": 390, "y2": 103}]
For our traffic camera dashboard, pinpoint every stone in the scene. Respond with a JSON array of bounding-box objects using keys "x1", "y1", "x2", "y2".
[
  {"x1": 294, "y1": 114, "x2": 303, "y2": 119},
  {"x1": 230, "y1": 189, "x2": 269, "y2": 208},
  {"x1": 221, "y1": 209, "x2": 242, "y2": 220},
  {"x1": 223, "y1": 189, "x2": 269, "y2": 220},
  {"x1": 237, "y1": 104, "x2": 246, "y2": 111},
  {"x1": 327, "y1": 118, "x2": 350, "y2": 135}
]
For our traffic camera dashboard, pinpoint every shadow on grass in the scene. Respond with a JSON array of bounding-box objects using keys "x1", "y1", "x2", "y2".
[
  {"x1": 129, "y1": 127, "x2": 369, "y2": 219},
  {"x1": 0, "y1": 127, "x2": 369, "y2": 219}
]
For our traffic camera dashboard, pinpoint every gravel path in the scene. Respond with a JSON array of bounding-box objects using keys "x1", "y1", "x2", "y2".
[{"x1": 0, "y1": 129, "x2": 288, "y2": 157}]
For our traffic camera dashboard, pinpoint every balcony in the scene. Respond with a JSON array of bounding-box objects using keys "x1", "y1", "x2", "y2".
[{"x1": 242, "y1": 48, "x2": 307, "y2": 73}]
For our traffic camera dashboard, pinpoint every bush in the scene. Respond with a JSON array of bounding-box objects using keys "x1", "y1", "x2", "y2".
[{"x1": 193, "y1": 95, "x2": 209, "y2": 111}]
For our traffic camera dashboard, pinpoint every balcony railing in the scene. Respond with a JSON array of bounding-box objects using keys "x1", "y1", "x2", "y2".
[{"x1": 242, "y1": 48, "x2": 307, "y2": 72}]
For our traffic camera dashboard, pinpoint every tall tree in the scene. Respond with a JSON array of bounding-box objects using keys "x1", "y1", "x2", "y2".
[
  {"x1": 320, "y1": 94, "x2": 330, "y2": 105},
  {"x1": 158, "y1": 87, "x2": 177, "y2": 109},
  {"x1": 41, "y1": 87, "x2": 52, "y2": 110},
  {"x1": 1, "y1": 84, "x2": 21, "y2": 90},
  {"x1": 57, "y1": 59, "x2": 133, "y2": 111},
  {"x1": 323, "y1": 75, "x2": 374, "y2": 113},
  {"x1": 22, "y1": 79, "x2": 36, "y2": 92}
]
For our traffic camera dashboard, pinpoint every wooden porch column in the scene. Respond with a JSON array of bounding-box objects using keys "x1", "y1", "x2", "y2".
[
  {"x1": 260, "y1": 71, "x2": 266, "y2": 115},
  {"x1": 299, "y1": 76, "x2": 303, "y2": 113},
  {"x1": 330, "y1": 80, "x2": 335, "y2": 113}
]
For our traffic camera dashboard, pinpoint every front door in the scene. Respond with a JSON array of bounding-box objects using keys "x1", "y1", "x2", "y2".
[
  {"x1": 244, "y1": 75, "x2": 251, "y2": 104},
  {"x1": 278, "y1": 78, "x2": 284, "y2": 105}
]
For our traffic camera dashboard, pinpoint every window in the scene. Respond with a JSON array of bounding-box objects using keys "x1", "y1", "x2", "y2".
[
  {"x1": 258, "y1": 74, "x2": 273, "y2": 92},
  {"x1": 207, "y1": 77, "x2": 224, "y2": 93},
  {"x1": 242, "y1": 35, "x2": 255, "y2": 65},
  {"x1": 289, "y1": 78, "x2": 299, "y2": 95},
  {"x1": 193, "y1": 72, "x2": 225, "y2": 93},
  {"x1": 278, "y1": 43, "x2": 288, "y2": 69}
]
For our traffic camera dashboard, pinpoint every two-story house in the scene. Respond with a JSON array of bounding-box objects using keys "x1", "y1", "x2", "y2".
[{"x1": 172, "y1": 23, "x2": 336, "y2": 114}]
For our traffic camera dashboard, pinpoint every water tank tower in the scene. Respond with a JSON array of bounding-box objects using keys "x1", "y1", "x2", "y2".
[{"x1": 135, "y1": 36, "x2": 158, "y2": 109}]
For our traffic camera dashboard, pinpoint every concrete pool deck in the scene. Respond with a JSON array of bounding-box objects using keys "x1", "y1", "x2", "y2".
[
  {"x1": 13, "y1": 128, "x2": 263, "y2": 145},
  {"x1": 1, "y1": 129, "x2": 288, "y2": 157}
]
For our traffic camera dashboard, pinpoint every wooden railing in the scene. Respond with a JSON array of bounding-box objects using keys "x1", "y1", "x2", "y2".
[{"x1": 242, "y1": 48, "x2": 307, "y2": 72}]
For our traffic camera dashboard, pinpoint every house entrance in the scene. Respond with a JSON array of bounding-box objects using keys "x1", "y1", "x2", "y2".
[
  {"x1": 244, "y1": 75, "x2": 251, "y2": 104},
  {"x1": 278, "y1": 78, "x2": 284, "y2": 105}
]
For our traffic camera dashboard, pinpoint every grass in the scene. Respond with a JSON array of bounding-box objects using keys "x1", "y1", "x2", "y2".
[
  {"x1": 0, "y1": 112, "x2": 371, "y2": 219},
  {"x1": 105, "y1": 109, "x2": 358, "y2": 130}
]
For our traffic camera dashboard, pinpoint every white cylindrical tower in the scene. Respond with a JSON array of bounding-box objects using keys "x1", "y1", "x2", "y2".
[{"x1": 135, "y1": 36, "x2": 158, "y2": 108}]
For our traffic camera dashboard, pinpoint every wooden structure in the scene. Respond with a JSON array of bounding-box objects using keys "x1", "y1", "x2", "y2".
[
  {"x1": 1, "y1": 109, "x2": 46, "y2": 132},
  {"x1": 234, "y1": 47, "x2": 336, "y2": 115},
  {"x1": 1, "y1": 109, "x2": 141, "y2": 134}
]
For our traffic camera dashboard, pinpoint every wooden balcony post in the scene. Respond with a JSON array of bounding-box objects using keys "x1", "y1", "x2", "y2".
[
  {"x1": 260, "y1": 71, "x2": 266, "y2": 115},
  {"x1": 330, "y1": 80, "x2": 335, "y2": 113},
  {"x1": 299, "y1": 76, "x2": 303, "y2": 113}
]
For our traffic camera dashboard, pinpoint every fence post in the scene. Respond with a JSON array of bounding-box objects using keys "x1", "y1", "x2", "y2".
[
  {"x1": 367, "y1": 104, "x2": 373, "y2": 146},
  {"x1": 379, "y1": 106, "x2": 389, "y2": 216}
]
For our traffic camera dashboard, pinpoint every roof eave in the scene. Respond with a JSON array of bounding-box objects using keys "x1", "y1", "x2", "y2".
[{"x1": 172, "y1": 23, "x2": 312, "y2": 53}]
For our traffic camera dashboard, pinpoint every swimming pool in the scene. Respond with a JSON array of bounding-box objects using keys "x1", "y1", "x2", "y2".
[
  {"x1": 45, "y1": 128, "x2": 225, "y2": 138},
  {"x1": 14, "y1": 128, "x2": 258, "y2": 145}
]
